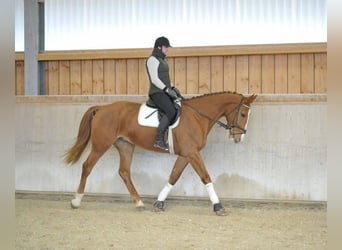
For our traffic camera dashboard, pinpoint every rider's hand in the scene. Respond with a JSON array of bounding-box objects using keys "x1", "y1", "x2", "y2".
[
  {"x1": 165, "y1": 87, "x2": 178, "y2": 100},
  {"x1": 172, "y1": 86, "x2": 181, "y2": 97}
]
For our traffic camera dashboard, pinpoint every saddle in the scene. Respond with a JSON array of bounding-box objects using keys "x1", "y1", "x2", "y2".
[
  {"x1": 138, "y1": 99, "x2": 181, "y2": 154},
  {"x1": 138, "y1": 98, "x2": 181, "y2": 128}
]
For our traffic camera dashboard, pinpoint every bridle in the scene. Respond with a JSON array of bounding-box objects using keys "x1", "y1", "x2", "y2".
[
  {"x1": 226, "y1": 97, "x2": 250, "y2": 136},
  {"x1": 179, "y1": 96, "x2": 250, "y2": 136}
]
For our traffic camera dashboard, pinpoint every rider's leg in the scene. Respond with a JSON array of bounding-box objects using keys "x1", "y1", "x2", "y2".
[
  {"x1": 154, "y1": 114, "x2": 170, "y2": 150},
  {"x1": 150, "y1": 93, "x2": 177, "y2": 151}
]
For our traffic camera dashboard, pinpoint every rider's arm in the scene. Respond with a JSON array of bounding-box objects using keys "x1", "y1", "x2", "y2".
[{"x1": 146, "y1": 56, "x2": 166, "y2": 90}]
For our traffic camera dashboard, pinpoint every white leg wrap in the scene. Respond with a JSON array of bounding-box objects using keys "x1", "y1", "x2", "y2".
[
  {"x1": 206, "y1": 183, "x2": 220, "y2": 204},
  {"x1": 71, "y1": 193, "x2": 84, "y2": 208},
  {"x1": 157, "y1": 183, "x2": 173, "y2": 201}
]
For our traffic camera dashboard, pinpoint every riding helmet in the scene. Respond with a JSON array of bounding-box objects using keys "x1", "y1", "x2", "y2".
[{"x1": 154, "y1": 36, "x2": 172, "y2": 48}]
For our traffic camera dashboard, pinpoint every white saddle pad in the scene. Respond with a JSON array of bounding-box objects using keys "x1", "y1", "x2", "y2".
[{"x1": 137, "y1": 102, "x2": 181, "y2": 128}]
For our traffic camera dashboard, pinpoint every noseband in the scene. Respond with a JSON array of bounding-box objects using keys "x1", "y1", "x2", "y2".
[{"x1": 180, "y1": 96, "x2": 250, "y2": 135}]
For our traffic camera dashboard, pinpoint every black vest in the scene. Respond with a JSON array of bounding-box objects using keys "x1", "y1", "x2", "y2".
[{"x1": 146, "y1": 48, "x2": 172, "y2": 96}]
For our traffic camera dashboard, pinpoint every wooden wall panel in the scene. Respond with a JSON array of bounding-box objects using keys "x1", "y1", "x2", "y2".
[
  {"x1": 15, "y1": 61, "x2": 25, "y2": 95},
  {"x1": 103, "y1": 59, "x2": 116, "y2": 94},
  {"x1": 261, "y1": 55, "x2": 275, "y2": 93},
  {"x1": 126, "y1": 59, "x2": 139, "y2": 94},
  {"x1": 186, "y1": 57, "x2": 199, "y2": 94},
  {"x1": 314, "y1": 53, "x2": 327, "y2": 93},
  {"x1": 288, "y1": 54, "x2": 301, "y2": 93},
  {"x1": 15, "y1": 43, "x2": 327, "y2": 96},
  {"x1": 198, "y1": 57, "x2": 211, "y2": 94},
  {"x1": 275, "y1": 55, "x2": 288, "y2": 94},
  {"x1": 174, "y1": 57, "x2": 186, "y2": 93},
  {"x1": 249, "y1": 55, "x2": 261, "y2": 94},
  {"x1": 70, "y1": 60, "x2": 81, "y2": 95},
  {"x1": 115, "y1": 59, "x2": 127, "y2": 94},
  {"x1": 167, "y1": 58, "x2": 175, "y2": 86},
  {"x1": 210, "y1": 56, "x2": 223, "y2": 92},
  {"x1": 138, "y1": 58, "x2": 149, "y2": 95},
  {"x1": 46, "y1": 61, "x2": 59, "y2": 95},
  {"x1": 81, "y1": 60, "x2": 93, "y2": 95},
  {"x1": 92, "y1": 60, "x2": 104, "y2": 94},
  {"x1": 301, "y1": 54, "x2": 314, "y2": 93},
  {"x1": 223, "y1": 55, "x2": 236, "y2": 92},
  {"x1": 59, "y1": 61, "x2": 70, "y2": 95},
  {"x1": 236, "y1": 55, "x2": 249, "y2": 93}
]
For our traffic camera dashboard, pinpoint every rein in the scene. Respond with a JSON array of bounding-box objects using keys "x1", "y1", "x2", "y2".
[{"x1": 179, "y1": 95, "x2": 248, "y2": 134}]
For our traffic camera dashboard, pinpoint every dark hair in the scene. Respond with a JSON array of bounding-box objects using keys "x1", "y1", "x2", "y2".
[{"x1": 154, "y1": 36, "x2": 171, "y2": 48}]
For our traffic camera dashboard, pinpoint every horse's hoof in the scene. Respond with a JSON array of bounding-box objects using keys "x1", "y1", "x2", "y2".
[
  {"x1": 213, "y1": 203, "x2": 227, "y2": 216},
  {"x1": 215, "y1": 208, "x2": 227, "y2": 216},
  {"x1": 135, "y1": 200, "x2": 145, "y2": 211},
  {"x1": 71, "y1": 198, "x2": 81, "y2": 209},
  {"x1": 71, "y1": 193, "x2": 84, "y2": 209},
  {"x1": 153, "y1": 200, "x2": 165, "y2": 212},
  {"x1": 70, "y1": 201, "x2": 79, "y2": 209}
]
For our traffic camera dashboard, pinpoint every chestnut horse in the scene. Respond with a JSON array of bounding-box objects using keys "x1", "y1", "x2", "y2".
[{"x1": 64, "y1": 91, "x2": 257, "y2": 216}]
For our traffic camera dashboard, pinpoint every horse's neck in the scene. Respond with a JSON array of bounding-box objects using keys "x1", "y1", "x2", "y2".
[
  {"x1": 190, "y1": 93, "x2": 241, "y2": 119},
  {"x1": 189, "y1": 93, "x2": 241, "y2": 124}
]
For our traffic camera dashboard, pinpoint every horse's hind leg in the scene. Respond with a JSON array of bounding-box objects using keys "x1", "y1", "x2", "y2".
[
  {"x1": 114, "y1": 138, "x2": 144, "y2": 209},
  {"x1": 71, "y1": 148, "x2": 108, "y2": 208}
]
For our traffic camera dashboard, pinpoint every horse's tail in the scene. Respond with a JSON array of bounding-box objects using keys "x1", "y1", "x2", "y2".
[{"x1": 64, "y1": 106, "x2": 99, "y2": 165}]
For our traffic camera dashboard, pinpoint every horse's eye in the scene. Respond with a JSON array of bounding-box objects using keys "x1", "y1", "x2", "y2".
[{"x1": 241, "y1": 113, "x2": 246, "y2": 118}]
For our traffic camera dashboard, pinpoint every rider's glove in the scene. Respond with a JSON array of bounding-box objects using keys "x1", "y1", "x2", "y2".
[
  {"x1": 171, "y1": 86, "x2": 181, "y2": 97},
  {"x1": 165, "y1": 87, "x2": 178, "y2": 100}
]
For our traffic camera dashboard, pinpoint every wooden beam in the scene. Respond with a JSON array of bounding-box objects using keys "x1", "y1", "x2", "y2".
[
  {"x1": 15, "y1": 94, "x2": 327, "y2": 104},
  {"x1": 38, "y1": 48, "x2": 151, "y2": 61},
  {"x1": 15, "y1": 52, "x2": 24, "y2": 60},
  {"x1": 36, "y1": 43, "x2": 327, "y2": 61}
]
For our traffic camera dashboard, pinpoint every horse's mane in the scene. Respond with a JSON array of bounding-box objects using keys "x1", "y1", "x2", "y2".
[{"x1": 187, "y1": 91, "x2": 242, "y2": 100}]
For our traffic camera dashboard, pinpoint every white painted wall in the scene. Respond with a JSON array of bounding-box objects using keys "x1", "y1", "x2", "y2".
[{"x1": 15, "y1": 96, "x2": 327, "y2": 201}]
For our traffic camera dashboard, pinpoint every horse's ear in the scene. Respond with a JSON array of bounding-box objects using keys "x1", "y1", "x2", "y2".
[{"x1": 246, "y1": 94, "x2": 257, "y2": 105}]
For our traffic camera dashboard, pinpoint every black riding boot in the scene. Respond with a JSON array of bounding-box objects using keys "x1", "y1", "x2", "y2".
[{"x1": 153, "y1": 115, "x2": 169, "y2": 151}]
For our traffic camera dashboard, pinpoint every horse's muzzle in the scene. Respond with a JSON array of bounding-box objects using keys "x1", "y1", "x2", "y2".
[{"x1": 229, "y1": 131, "x2": 245, "y2": 143}]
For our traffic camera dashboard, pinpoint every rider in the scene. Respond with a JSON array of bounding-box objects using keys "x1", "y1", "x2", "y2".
[{"x1": 146, "y1": 36, "x2": 181, "y2": 151}]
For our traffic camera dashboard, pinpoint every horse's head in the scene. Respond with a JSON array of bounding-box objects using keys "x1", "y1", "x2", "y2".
[{"x1": 226, "y1": 94, "x2": 257, "y2": 143}]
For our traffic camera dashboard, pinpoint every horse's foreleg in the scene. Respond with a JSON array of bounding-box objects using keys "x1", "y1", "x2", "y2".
[
  {"x1": 188, "y1": 151, "x2": 226, "y2": 216},
  {"x1": 114, "y1": 138, "x2": 144, "y2": 209},
  {"x1": 154, "y1": 156, "x2": 189, "y2": 211}
]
